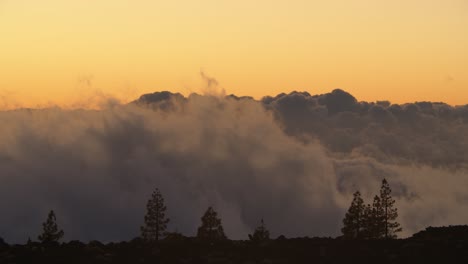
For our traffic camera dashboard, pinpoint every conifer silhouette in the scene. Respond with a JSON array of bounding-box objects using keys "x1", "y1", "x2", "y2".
[
  {"x1": 38, "y1": 210, "x2": 64, "y2": 243},
  {"x1": 342, "y1": 191, "x2": 366, "y2": 239},
  {"x1": 361, "y1": 203, "x2": 373, "y2": 239},
  {"x1": 196, "y1": 206, "x2": 226, "y2": 241},
  {"x1": 141, "y1": 188, "x2": 170, "y2": 241},
  {"x1": 342, "y1": 181, "x2": 402, "y2": 239},
  {"x1": 249, "y1": 218, "x2": 270, "y2": 242},
  {"x1": 362, "y1": 195, "x2": 385, "y2": 239},
  {"x1": 379, "y1": 179, "x2": 402, "y2": 239}
]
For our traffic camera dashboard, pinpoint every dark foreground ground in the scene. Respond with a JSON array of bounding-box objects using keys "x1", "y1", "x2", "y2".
[{"x1": 1, "y1": 226, "x2": 468, "y2": 264}]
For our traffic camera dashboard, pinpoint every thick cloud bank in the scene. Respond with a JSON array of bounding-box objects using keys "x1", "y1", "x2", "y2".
[{"x1": 0, "y1": 90, "x2": 467, "y2": 243}]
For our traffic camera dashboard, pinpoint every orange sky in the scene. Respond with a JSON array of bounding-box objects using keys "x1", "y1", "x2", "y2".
[{"x1": 1, "y1": 0, "x2": 467, "y2": 108}]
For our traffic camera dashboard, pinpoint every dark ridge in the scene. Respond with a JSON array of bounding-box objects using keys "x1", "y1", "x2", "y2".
[
  {"x1": 1, "y1": 226, "x2": 468, "y2": 263},
  {"x1": 410, "y1": 225, "x2": 468, "y2": 241}
]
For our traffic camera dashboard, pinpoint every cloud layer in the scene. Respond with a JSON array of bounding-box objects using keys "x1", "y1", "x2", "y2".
[{"x1": 0, "y1": 90, "x2": 467, "y2": 243}]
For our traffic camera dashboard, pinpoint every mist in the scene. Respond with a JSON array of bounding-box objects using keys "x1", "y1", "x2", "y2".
[{"x1": 0, "y1": 90, "x2": 467, "y2": 243}]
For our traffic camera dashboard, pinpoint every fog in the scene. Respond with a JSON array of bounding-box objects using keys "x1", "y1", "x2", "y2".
[{"x1": 0, "y1": 89, "x2": 467, "y2": 243}]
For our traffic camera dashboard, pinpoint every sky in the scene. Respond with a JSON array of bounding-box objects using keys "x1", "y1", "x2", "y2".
[{"x1": 1, "y1": 0, "x2": 467, "y2": 108}]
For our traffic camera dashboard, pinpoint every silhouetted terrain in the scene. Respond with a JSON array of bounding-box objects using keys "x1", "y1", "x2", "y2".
[{"x1": 1, "y1": 226, "x2": 468, "y2": 264}]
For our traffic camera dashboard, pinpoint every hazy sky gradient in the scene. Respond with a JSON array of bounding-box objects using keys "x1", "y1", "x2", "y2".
[{"x1": 1, "y1": 0, "x2": 467, "y2": 107}]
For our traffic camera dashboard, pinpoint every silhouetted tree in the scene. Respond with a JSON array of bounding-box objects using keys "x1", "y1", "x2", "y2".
[
  {"x1": 38, "y1": 210, "x2": 64, "y2": 243},
  {"x1": 141, "y1": 188, "x2": 170, "y2": 241},
  {"x1": 342, "y1": 191, "x2": 366, "y2": 239},
  {"x1": 361, "y1": 203, "x2": 373, "y2": 239},
  {"x1": 197, "y1": 207, "x2": 226, "y2": 241},
  {"x1": 379, "y1": 179, "x2": 402, "y2": 239},
  {"x1": 249, "y1": 218, "x2": 270, "y2": 242},
  {"x1": 363, "y1": 195, "x2": 385, "y2": 239}
]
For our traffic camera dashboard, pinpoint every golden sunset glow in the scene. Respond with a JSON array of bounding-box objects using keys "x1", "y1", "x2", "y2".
[{"x1": 1, "y1": 0, "x2": 467, "y2": 108}]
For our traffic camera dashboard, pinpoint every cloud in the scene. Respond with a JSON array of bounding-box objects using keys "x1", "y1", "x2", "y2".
[
  {"x1": 0, "y1": 90, "x2": 467, "y2": 243},
  {"x1": 199, "y1": 70, "x2": 226, "y2": 97},
  {"x1": 445, "y1": 75, "x2": 455, "y2": 83},
  {"x1": 264, "y1": 91, "x2": 468, "y2": 169}
]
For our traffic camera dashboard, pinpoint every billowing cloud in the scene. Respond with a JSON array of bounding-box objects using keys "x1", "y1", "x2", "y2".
[
  {"x1": 0, "y1": 90, "x2": 467, "y2": 243},
  {"x1": 264, "y1": 90, "x2": 468, "y2": 169}
]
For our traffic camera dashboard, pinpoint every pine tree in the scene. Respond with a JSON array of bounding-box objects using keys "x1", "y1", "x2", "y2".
[
  {"x1": 249, "y1": 219, "x2": 270, "y2": 242},
  {"x1": 141, "y1": 188, "x2": 170, "y2": 241},
  {"x1": 197, "y1": 206, "x2": 227, "y2": 241},
  {"x1": 379, "y1": 179, "x2": 402, "y2": 239},
  {"x1": 341, "y1": 191, "x2": 366, "y2": 239},
  {"x1": 364, "y1": 195, "x2": 385, "y2": 239},
  {"x1": 38, "y1": 210, "x2": 64, "y2": 243},
  {"x1": 361, "y1": 203, "x2": 373, "y2": 239}
]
